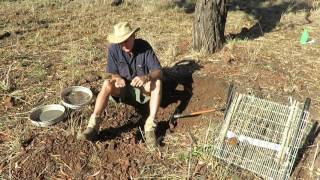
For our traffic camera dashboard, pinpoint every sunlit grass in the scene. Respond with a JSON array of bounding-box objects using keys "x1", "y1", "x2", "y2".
[{"x1": 1, "y1": 0, "x2": 320, "y2": 179}]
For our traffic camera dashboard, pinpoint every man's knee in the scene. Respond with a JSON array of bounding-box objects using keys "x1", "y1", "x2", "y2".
[
  {"x1": 151, "y1": 79, "x2": 162, "y2": 91},
  {"x1": 101, "y1": 80, "x2": 113, "y2": 93},
  {"x1": 102, "y1": 79, "x2": 121, "y2": 97}
]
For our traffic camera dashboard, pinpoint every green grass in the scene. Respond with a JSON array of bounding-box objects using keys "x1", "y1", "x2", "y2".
[
  {"x1": 0, "y1": 81, "x2": 9, "y2": 91},
  {"x1": 33, "y1": 87, "x2": 46, "y2": 93},
  {"x1": 29, "y1": 65, "x2": 47, "y2": 81}
]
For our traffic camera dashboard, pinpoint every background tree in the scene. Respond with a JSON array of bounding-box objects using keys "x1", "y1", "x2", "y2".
[{"x1": 193, "y1": 0, "x2": 228, "y2": 53}]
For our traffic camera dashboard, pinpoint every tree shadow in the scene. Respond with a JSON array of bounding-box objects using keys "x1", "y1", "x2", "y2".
[
  {"x1": 228, "y1": 0, "x2": 313, "y2": 40},
  {"x1": 98, "y1": 60, "x2": 203, "y2": 145},
  {"x1": 174, "y1": 0, "x2": 196, "y2": 13},
  {"x1": 156, "y1": 59, "x2": 202, "y2": 146}
]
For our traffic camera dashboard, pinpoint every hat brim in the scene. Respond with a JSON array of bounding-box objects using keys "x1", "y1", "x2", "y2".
[{"x1": 107, "y1": 27, "x2": 140, "y2": 44}]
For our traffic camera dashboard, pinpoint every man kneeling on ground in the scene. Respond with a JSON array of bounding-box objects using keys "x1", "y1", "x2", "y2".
[{"x1": 78, "y1": 22, "x2": 162, "y2": 148}]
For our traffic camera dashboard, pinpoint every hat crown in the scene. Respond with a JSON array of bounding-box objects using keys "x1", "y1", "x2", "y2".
[
  {"x1": 107, "y1": 22, "x2": 139, "y2": 43},
  {"x1": 113, "y1": 22, "x2": 133, "y2": 37}
]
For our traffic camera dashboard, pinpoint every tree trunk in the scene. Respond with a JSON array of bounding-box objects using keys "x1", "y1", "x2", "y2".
[{"x1": 193, "y1": 0, "x2": 228, "y2": 53}]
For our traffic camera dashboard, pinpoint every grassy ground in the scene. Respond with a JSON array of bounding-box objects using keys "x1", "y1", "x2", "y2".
[{"x1": 1, "y1": 0, "x2": 320, "y2": 179}]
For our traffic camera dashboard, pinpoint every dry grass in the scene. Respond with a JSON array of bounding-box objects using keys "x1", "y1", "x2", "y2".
[
  {"x1": 138, "y1": 115, "x2": 256, "y2": 179},
  {"x1": 1, "y1": 0, "x2": 320, "y2": 179}
]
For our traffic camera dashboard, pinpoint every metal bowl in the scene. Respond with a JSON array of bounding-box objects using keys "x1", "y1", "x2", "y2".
[
  {"x1": 61, "y1": 86, "x2": 93, "y2": 109},
  {"x1": 29, "y1": 104, "x2": 66, "y2": 127}
]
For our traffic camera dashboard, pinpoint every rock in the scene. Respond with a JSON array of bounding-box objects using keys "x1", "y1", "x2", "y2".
[
  {"x1": 0, "y1": 32, "x2": 11, "y2": 40},
  {"x1": 43, "y1": 62, "x2": 53, "y2": 69},
  {"x1": 21, "y1": 61, "x2": 30, "y2": 67},
  {"x1": 283, "y1": 84, "x2": 295, "y2": 94}
]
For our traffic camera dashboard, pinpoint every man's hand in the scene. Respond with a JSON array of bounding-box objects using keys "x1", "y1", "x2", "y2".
[
  {"x1": 112, "y1": 77, "x2": 125, "y2": 88},
  {"x1": 130, "y1": 75, "x2": 148, "y2": 87}
]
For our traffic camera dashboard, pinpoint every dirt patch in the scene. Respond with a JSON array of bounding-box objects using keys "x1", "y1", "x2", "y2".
[
  {"x1": 4, "y1": 61, "x2": 319, "y2": 179},
  {"x1": 5, "y1": 73, "x2": 230, "y2": 179}
]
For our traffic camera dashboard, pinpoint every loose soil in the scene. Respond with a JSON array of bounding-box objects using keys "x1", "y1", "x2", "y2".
[
  {"x1": 5, "y1": 61, "x2": 319, "y2": 179},
  {"x1": 7, "y1": 70, "x2": 229, "y2": 179}
]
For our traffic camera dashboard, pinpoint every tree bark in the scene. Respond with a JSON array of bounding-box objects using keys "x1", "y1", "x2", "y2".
[{"x1": 193, "y1": 0, "x2": 228, "y2": 53}]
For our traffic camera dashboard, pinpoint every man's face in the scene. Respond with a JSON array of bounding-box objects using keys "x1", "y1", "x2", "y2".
[{"x1": 120, "y1": 34, "x2": 135, "y2": 53}]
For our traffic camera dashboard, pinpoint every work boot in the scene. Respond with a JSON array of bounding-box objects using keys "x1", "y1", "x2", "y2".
[
  {"x1": 144, "y1": 117, "x2": 157, "y2": 149},
  {"x1": 78, "y1": 114, "x2": 102, "y2": 141},
  {"x1": 145, "y1": 130, "x2": 157, "y2": 149}
]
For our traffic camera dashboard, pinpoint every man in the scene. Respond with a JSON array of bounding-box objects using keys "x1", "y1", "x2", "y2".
[{"x1": 78, "y1": 22, "x2": 162, "y2": 147}]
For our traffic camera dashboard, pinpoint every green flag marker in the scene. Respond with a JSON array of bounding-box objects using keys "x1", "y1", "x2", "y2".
[{"x1": 300, "y1": 28, "x2": 309, "y2": 44}]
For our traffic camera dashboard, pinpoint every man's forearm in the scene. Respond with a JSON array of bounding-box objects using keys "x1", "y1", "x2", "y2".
[{"x1": 147, "y1": 69, "x2": 162, "y2": 81}]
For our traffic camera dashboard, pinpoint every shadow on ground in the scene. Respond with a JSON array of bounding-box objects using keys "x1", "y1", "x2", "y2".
[
  {"x1": 228, "y1": 0, "x2": 313, "y2": 40},
  {"x1": 157, "y1": 59, "x2": 202, "y2": 145},
  {"x1": 174, "y1": 0, "x2": 196, "y2": 13},
  {"x1": 292, "y1": 121, "x2": 320, "y2": 174}
]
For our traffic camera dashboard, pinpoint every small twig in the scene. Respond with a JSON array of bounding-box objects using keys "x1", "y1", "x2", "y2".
[
  {"x1": 204, "y1": 118, "x2": 212, "y2": 145},
  {"x1": 59, "y1": 167, "x2": 71, "y2": 178},
  {"x1": 138, "y1": 126, "x2": 153, "y2": 152},
  {"x1": 0, "y1": 116, "x2": 26, "y2": 122},
  {"x1": 9, "y1": 154, "x2": 12, "y2": 180},
  {"x1": 19, "y1": 155, "x2": 31, "y2": 166},
  {"x1": 187, "y1": 128, "x2": 195, "y2": 179},
  {"x1": 12, "y1": 96, "x2": 33, "y2": 106},
  {"x1": 307, "y1": 144, "x2": 320, "y2": 148},
  {"x1": 187, "y1": 145, "x2": 193, "y2": 179},
  {"x1": 138, "y1": 126, "x2": 146, "y2": 142},
  {"x1": 37, "y1": 164, "x2": 48, "y2": 178},
  {"x1": 5, "y1": 62, "x2": 14, "y2": 91},
  {"x1": 51, "y1": 126, "x2": 69, "y2": 134},
  {"x1": 50, "y1": 154, "x2": 72, "y2": 171},
  {"x1": 88, "y1": 170, "x2": 100, "y2": 177},
  {"x1": 187, "y1": 128, "x2": 197, "y2": 145},
  {"x1": 310, "y1": 143, "x2": 319, "y2": 172}
]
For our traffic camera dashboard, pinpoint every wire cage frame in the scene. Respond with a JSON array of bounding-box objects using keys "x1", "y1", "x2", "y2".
[{"x1": 213, "y1": 84, "x2": 311, "y2": 180}]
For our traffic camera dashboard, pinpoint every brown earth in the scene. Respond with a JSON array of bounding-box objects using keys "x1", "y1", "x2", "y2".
[
  {"x1": 6, "y1": 65, "x2": 230, "y2": 179},
  {"x1": 5, "y1": 59, "x2": 319, "y2": 179}
]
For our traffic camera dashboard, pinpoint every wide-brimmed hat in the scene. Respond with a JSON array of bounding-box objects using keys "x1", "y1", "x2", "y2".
[{"x1": 107, "y1": 22, "x2": 140, "y2": 44}]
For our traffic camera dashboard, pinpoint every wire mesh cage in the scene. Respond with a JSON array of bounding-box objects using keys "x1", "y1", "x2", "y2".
[{"x1": 213, "y1": 84, "x2": 311, "y2": 180}]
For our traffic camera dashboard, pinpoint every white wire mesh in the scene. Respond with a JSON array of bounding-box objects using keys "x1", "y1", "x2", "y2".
[{"x1": 213, "y1": 93, "x2": 310, "y2": 180}]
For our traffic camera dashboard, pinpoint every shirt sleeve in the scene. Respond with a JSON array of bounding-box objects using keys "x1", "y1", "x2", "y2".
[
  {"x1": 145, "y1": 49, "x2": 161, "y2": 72},
  {"x1": 107, "y1": 47, "x2": 119, "y2": 74}
]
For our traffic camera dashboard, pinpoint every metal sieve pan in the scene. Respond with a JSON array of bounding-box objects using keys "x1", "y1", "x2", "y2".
[
  {"x1": 61, "y1": 86, "x2": 93, "y2": 109},
  {"x1": 29, "y1": 104, "x2": 66, "y2": 127}
]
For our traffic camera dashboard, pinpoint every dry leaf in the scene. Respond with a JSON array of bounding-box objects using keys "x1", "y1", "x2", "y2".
[
  {"x1": 227, "y1": 137, "x2": 238, "y2": 147},
  {"x1": 0, "y1": 162, "x2": 6, "y2": 174},
  {"x1": 0, "y1": 132, "x2": 8, "y2": 143},
  {"x1": 3, "y1": 96, "x2": 15, "y2": 108}
]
